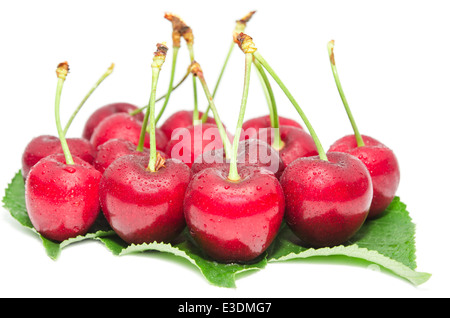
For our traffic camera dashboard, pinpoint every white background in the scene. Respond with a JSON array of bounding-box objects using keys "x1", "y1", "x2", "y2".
[{"x1": 0, "y1": 0, "x2": 449, "y2": 298}]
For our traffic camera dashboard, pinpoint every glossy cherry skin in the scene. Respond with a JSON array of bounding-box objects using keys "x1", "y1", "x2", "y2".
[
  {"x1": 241, "y1": 125, "x2": 318, "y2": 167},
  {"x1": 280, "y1": 152, "x2": 373, "y2": 248},
  {"x1": 25, "y1": 153, "x2": 102, "y2": 242},
  {"x1": 184, "y1": 165, "x2": 285, "y2": 263},
  {"x1": 165, "y1": 123, "x2": 233, "y2": 168},
  {"x1": 90, "y1": 112, "x2": 168, "y2": 150},
  {"x1": 94, "y1": 138, "x2": 154, "y2": 174},
  {"x1": 191, "y1": 139, "x2": 286, "y2": 179},
  {"x1": 21, "y1": 135, "x2": 96, "y2": 179},
  {"x1": 328, "y1": 134, "x2": 400, "y2": 218},
  {"x1": 241, "y1": 114, "x2": 303, "y2": 134},
  {"x1": 82, "y1": 102, "x2": 144, "y2": 140},
  {"x1": 99, "y1": 154, "x2": 191, "y2": 245},
  {"x1": 159, "y1": 110, "x2": 217, "y2": 140}
]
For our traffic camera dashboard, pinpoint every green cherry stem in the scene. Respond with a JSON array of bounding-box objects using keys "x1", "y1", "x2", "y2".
[
  {"x1": 191, "y1": 61, "x2": 232, "y2": 160},
  {"x1": 228, "y1": 37, "x2": 254, "y2": 181},
  {"x1": 55, "y1": 62, "x2": 74, "y2": 165},
  {"x1": 212, "y1": 41, "x2": 234, "y2": 98},
  {"x1": 63, "y1": 63, "x2": 114, "y2": 136},
  {"x1": 327, "y1": 40, "x2": 365, "y2": 147},
  {"x1": 252, "y1": 49, "x2": 328, "y2": 161},
  {"x1": 169, "y1": 13, "x2": 199, "y2": 126},
  {"x1": 148, "y1": 68, "x2": 163, "y2": 171},
  {"x1": 130, "y1": 70, "x2": 190, "y2": 117},
  {"x1": 188, "y1": 42, "x2": 199, "y2": 125},
  {"x1": 253, "y1": 58, "x2": 274, "y2": 125},
  {"x1": 153, "y1": 46, "x2": 179, "y2": 126},
  {"x1": 150, "y1": 12, "x2": 184, "y2": 127},
  {"x1": 201, "y1": 11, "x2": 256, "y2": 123},
  {"x1": 252, "y1": 57, "x2": 284, "y2": 150},
  {"x1": 200, "y1": 40, "x2": 234, "y2": 123},
  {"x1": 140, "y1": 43, "x2": 168, "y2": 171}
]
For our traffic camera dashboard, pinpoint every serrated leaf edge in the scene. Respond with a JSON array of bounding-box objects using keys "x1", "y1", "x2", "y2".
[
  {"x1": 115, "y1": 240, "x2": 268, "y2": 288},
  {"x1": 119, "y1": 241, "x2": 198, "y2": 266},
  {"x1": 268, "y1": 243, "x2": 431, "y2": 286},
  {"x1": 117, "y1": 241, "x2": 247, "y2": 288}
]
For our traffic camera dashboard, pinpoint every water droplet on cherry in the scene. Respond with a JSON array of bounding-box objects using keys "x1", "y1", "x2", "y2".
[{"x1": 64, "y1": 166, "x2": 76, "y2": 173}]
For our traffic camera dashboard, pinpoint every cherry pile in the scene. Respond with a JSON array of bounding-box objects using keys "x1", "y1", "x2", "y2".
[{"x1": 22, "y1": 12, "x2": 400, "y2": 263}]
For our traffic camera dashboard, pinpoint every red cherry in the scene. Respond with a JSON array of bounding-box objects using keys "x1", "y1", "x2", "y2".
[
  {"x1": 164, "y1": 123, "x2": 233, "y2": 168},
  {"x1": 82, "y1": 102, "x2": 144, "y2": 140},
  {"x1": 240, "y1": 125, "x2": 318, "y2": 167},
  {"x1": 25, "y1": 154, "x2": 102, "y2": 242},
  {"x1": 328, "y1": 135, "x2": 400, "y2": 218},
  {"x1": 191, "y1": 138, "x2": 286, "y2": 179},
  {"x1": 241, "y1": 114, "x2": 302, "y2": 133},
  {"x1": 99, "y1": 43, "x2": 191, "y2": 245},
  {"x1": 99, "y1": 154, "x2": 191, "y2": 244},
  {"x1": 24, "y1": 61, "x2": 103, "y2": 242},
  {"x1": 159, "y1": 110, "x2": 217, "y2": 140},
  {"x1": 184, "y1": 165, "x2": 285, "y2": 262},
  {"x1": 93, "y1": 138, "x2": 155, "y2": 174},
  {"x1": 273, "y1": 126, "x2": 318, "y2": 166},
  {"x1": 21, "y1": 135, "x2": 96, "y2": 179},
  {"x1": 183, "y1": 39, "x2": 287, "y2": 262},
  {"x1": 90, "y1": 112, "x2": 168, "y2": 150},
  {"x1": 325, "y1": 41, "x2": 400, "y2": 218},
  {"x1": 280, "y1": 152, "x2": 373, "y2": 248}
]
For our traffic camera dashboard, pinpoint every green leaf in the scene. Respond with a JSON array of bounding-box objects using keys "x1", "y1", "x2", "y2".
[
  {"x1": 268, "y1": 232, "x2": 431, "y2": 286},
  {"x1": 349, "y1": 197, "x2": 418, "y2": 269},
  {"x1": 266, "y1": 198, "x2": 431, "y2": 286},
  {"x1": 2, "y1": 171, "x2": 32, "y2": 228},
  {"x1": 99, "y1": 230, "x2": 268, "y2": 288},
  {"x1": 2, "y1": 170, "x2": 431, "y2": 287},
  {"x1": 2, "y1": 171, "x2": 116, "y2": 260}
]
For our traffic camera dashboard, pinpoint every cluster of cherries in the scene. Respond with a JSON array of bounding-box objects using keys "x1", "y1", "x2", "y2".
[{"x1": 22, "y1": 12, "x2": 400, "y2": 263}]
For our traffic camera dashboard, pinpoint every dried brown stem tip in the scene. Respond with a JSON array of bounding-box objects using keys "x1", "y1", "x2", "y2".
[
  {"x1": 234, "y1": 33, "x2": 257, "y2": 54},
  {"x1": 237, "y1": 10, "x2": 256, "y2": 25},
  {"x1": 189, "y1": 61, "x2": 203, "y2": 78},
  {"x1": 234, "y1": 11, "x2": 256, "y2": 34},
  {"x1": 152, "y1": 43, "x2": 169, "y2": 69},
  {"x1": 56, "y1": 61, "x2": 69, "y2": 80},
  {"x1": 164, "y1": 12, "x2": 194, "y2": 46},
  {"x1": 155, "y1": 152, "x2": 166, "y2": 171}
]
